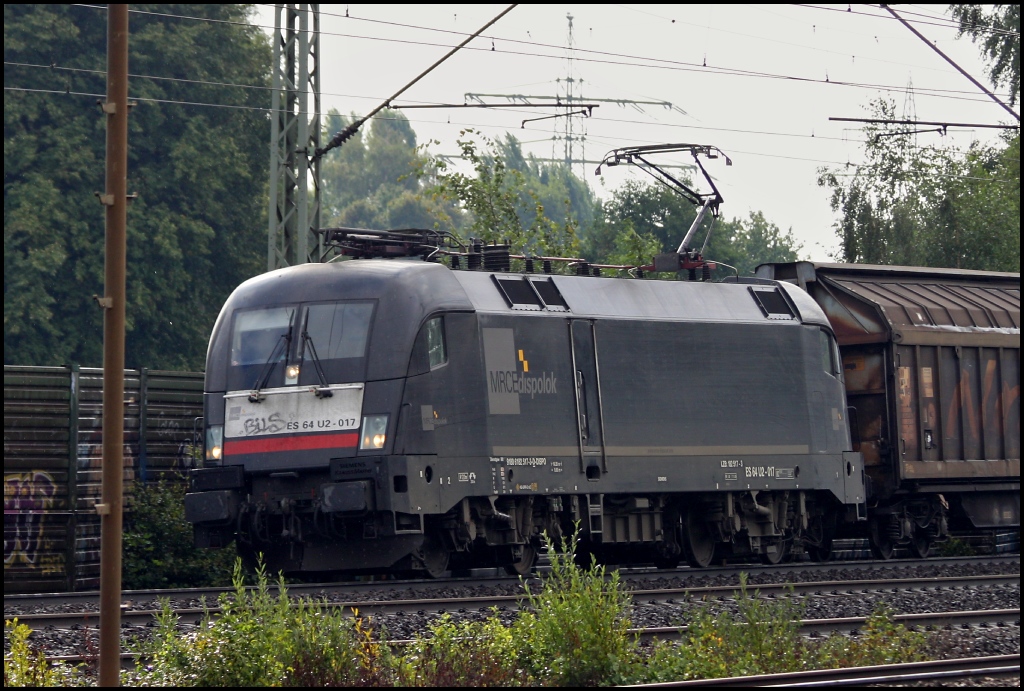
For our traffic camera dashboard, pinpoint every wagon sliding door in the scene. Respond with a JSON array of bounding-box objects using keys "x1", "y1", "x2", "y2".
[{"x1": 570, "y1": 320, "x2": 606, "y2": 476}]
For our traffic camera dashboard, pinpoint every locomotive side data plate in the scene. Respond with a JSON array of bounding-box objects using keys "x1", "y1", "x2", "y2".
[{"x1": 223, "y1": 384, "x2": 364, "y2": 438}]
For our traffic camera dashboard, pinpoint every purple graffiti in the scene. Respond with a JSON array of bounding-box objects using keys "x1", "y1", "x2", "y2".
[{"x1": 4, "y1": 471, "x2": 58, "y2": 567}]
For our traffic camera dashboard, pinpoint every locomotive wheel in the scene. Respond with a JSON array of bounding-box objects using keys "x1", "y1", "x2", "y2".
[
  {"x1": 760, "y1": 540, "x2": 790, "y2": 565},
  {"x1": 504, "y1": 543, "x2": 538, "y2": 576},
  {"x1": 807, "y1": 541, "x2": 833, "y2": 562},
  {"x1": 806, "y1": 511, "x2": 836, "y2": 562},
  {"x1": 684, "y1": 512, "x2": 716, "y2": 568},
  {"x1": 419, "y1": 535, "x2": 450, "y2": 578},
  {"x1": 910, "y1": 531, "x2": 932, "y2": 559}
]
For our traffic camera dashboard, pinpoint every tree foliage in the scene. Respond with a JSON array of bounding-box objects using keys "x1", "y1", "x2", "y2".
[
  {"x1": 320, "y1": 108, "x2": 437, "y2": 229},
  {"x1": 590, "y1": 179, "x2": 802, "y2": 277},
  {"x1": 950, "y1": 4, "x2": 1021, "y2": 106},
  {"x1": 419, "y1": 129, "x2": 582, "y2": 263},
  {"x1": 4, "y1": 5, "x2": 270, "y2": 369},
  {"x1": 818, "y1": 97, "x2": 1019, "y2": 271}
]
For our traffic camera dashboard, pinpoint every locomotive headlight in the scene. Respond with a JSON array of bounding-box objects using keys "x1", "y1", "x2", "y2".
[
  {"x1": 285, "y1": 364, "x2": 300, "y2": 384},
  {"x1": 205, "y1": 425, "x2": 224, "y2": 465},
  {"x1": 359, "y1": 415, "x2": 389, "y2": 450}
]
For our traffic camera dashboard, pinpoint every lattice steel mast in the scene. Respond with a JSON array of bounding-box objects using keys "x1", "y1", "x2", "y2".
[{"x1": 268, "y1": 4, "x2": 321, "y2": 271}]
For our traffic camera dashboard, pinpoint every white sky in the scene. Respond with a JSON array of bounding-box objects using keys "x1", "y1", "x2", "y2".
[{"x1": 256, "y1": 4, "x2": 1018, "y2": 261}]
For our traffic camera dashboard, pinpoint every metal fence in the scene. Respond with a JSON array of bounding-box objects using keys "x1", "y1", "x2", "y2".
[{"x1": 4, "y1": 365, "x2": 203, "y2": 593}]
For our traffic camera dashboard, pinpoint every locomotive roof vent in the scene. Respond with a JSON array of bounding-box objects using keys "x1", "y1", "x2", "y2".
[
  {"x1": 749, "y1": 286, "x2": 796, "y2": 320},
  {"x1": 493, "y1": 275, "x2": 570, "y2": 312}
]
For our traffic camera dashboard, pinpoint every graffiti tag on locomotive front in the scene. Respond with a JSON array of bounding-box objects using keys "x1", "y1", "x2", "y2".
[{"x1": 224, "y1": 384, "x2": 364, "y2": 438}]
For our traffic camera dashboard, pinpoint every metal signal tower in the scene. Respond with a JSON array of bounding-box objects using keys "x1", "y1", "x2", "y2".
[{"x1": 268, "y1": 4, "x2": 322, "y2": 271}]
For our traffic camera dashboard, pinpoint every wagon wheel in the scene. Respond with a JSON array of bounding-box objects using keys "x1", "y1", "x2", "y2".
[
  {"x1": 909, "y1": 530, "x2": 932, "y2": 559},
  {"x1": 504, "y1": 542, "x2": 538, "y2": 576},
  {"x1": 869, "y1": 520, "x2": 895, "y2": 560},
  {"x1": 684, "y1": 510, "x2": 716, "y2": 568},
  {"x1": 418, "y1": 534, "x2": 450, "y2": 578}
]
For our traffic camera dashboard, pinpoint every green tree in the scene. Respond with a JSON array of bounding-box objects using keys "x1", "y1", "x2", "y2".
[
  {"x1": 588, "y1": 179, "x2": 698, "y2": 263},
  {"x1": 494, "y1": 133, "x2": 598, "y2": 240},
  {"x1": 421, "y1": 129, "x2": 581, "y2": 263},
  {"x1": 591, "y1": 179, "x2": 802, "y2": 277},
  {"x1": 4, "y1": 4, "x2": 270, "y2": 369},
  {"x1": 712, "y1": 211, "x2": 803, "y2": 277},
  {"x1": 818, "y1": 97, "x2": 1019, "y2": 271},
  {"x1": 950, "y1": 4, "x2": 1020, "y2": 106},
  {"x1": 320, "y1": 108, "x2": 436, "y2": 229}
]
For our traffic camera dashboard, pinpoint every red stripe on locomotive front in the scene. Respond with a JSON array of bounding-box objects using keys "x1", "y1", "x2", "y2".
[{"x1": 224, "y1": 432, "x2": 359, "y2": 455}]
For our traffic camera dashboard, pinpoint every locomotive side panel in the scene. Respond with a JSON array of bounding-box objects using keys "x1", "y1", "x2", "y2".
[
  {"x1": 594, "y1": 318, "x2": 853, "y2": 503},
  {"x1": 472, "y1": 313, "x2": 580, "y2": 496}
]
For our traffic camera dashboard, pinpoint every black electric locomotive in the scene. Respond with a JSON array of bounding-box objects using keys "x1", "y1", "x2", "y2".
[
  {"x1": 185, "y1": 144, "x2": 869, "y2": 576},
  {"x1": 185, "y1": 245, "x2": 874, "y2": 576}
]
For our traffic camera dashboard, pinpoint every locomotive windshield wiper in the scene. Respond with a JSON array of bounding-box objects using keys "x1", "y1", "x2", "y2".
[
  {"x1": 249, "y1": 327, "x2": 292, "y2": 402},
  {"x1": 299, "y1": 312, "x2": 333, "y2": 398}
]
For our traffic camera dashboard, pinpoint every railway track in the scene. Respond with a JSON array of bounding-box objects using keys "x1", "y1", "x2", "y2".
[
  {"x1": 9, "y1": 572, "x2": 1019, "y2": 629},
  {"x1": 625, "y1": 654, "x2": 1021, "y2": 687},
  {"x1": 635, "y1": 608, "x2": 1021, "y2": 642},
  {"x1": 5, "y1": 553, "x2": 1018, "y2": 617}
]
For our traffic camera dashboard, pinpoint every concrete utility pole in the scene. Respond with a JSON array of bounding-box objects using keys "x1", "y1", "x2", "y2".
[
  {"x1": 268, "y1": 3, "x2": 322, "y2": 270},
  {"x1": 98, "y1": 3, "x2": 128, "y2": 686}
]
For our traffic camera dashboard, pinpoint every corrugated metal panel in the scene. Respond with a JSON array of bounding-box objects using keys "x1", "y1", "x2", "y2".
[
  {"x1": 756, "y1": 262, "x2": 1020, "y2": 347},
  {"x1": 4, "y1": 366, "x2": 203, "y2": 592},
  {"x1": 756, "y1": 262, "x2": 1020, "y2": 493}
]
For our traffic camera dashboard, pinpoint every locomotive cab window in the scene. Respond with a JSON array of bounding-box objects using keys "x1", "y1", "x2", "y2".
[
  {"x1": 229, "y1": 306, "x2": 295, "y2": 389},
  {"x1": 302, "y1": 302, "x2": 374, "y2": 361},
  {"x1": 226, "y1": 301, "x2": 374, "y2": 390},
  {"x1": 819, "y1": 329, "x2": 840, "y2": 378},
  {"x1": 425, "y1": 317, "x2": 447, "y2": 369},
  {"x1": 408, "y1": 316, "x2": 447, "y2": 376}
]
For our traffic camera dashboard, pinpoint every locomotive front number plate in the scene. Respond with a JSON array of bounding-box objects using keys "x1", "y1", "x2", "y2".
[{"x1": 223, "y1": 384, "x2": 364, "y2": 438}]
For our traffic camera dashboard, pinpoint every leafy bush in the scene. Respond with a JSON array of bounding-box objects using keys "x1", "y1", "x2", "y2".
[
  {"x1": 512, "y1": 531, "x2": 640, "y2": 686},
  {"x1": 400, "y1": 613, "x2": 528, "y2": 687},
  {"x1": 283, "y1": 607, "x2": 397, "y2": 687},
  {"x1": 635, "y1": 576, "x2": 928, "y2": 683},
  {"x1": 814, "y1": 603, "x2": 927, "y2": 668},
  {"x1": 126, "y1": 559, "x2": 397, "y2": 687},
  {"x1": 122, "y1": 479, "x2": 236, "y2": 589},
  {"x1": 127, "y1": 560, "x2": 295, "y2": 686},
  {"x1": 4, "y1": 619, "x2": 83, "y2": 687},
  {"x1": 937, "y1": 537, "x2": 975, "y2": 557}
]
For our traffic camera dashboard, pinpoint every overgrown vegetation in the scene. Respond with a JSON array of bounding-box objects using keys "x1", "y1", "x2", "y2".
[
  {"x1": 512, "y1": 532, "x2": 637, "y2": 686},
  {"x1": 937, "y1": 536, "x2": 977, "y2": 557},
  {"x1": 8, "y1": 535, "x2": 930, "y2": 687},
  {"x1": 639, "y1": 576, "x2": 926, "y2": 682},
  {"x1": 122, "y1": 479, "x2": 236, "y2": 590},
  {"x1": 3, "y1": 619, "x2": 84, "y2": 687}
]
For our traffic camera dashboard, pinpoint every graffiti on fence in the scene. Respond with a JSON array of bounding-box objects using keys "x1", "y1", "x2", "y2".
[{"x1": 3, "y1": 471, "x2": 64, "y2": 574}]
